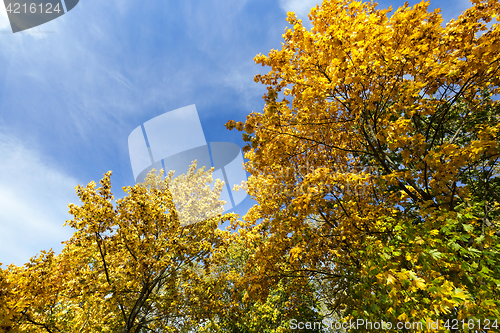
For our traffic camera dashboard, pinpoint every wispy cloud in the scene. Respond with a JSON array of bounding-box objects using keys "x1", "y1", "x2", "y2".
[
  {"x1": 0, "y1": 132, "x2": 77, "y2": 266},
  {"x1": 278, "y1": 0, "x2": 320, "y2": 20},
  {"x1": 0, "y1": 3, "x2": 10, "y2": 31}
]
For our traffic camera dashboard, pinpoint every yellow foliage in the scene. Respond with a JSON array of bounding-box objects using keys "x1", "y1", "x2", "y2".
[
  {"x1": 228, "y1": 0, "x2": 500, "y2": 324},
  {"x1": 4, "y1": 164, "x2": 236, "y2": 332}
]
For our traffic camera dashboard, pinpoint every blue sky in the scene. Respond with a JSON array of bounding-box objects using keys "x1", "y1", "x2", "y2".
[{"x1": 0, "y1": 0, "x2": 473, "y2": 266}]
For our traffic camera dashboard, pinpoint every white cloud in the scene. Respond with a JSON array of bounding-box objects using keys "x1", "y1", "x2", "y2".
[
  {"x1": 0, "y1": 2, "x2": 10, "y2": 31},
  {"x1": 0, "y1": 133, "x2": 77, "y2": 266},
  {"x1": 278, "y1": 0, "x2": 320, "y2": 19}
]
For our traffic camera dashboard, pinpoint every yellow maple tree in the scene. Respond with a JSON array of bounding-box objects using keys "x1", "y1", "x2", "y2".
[
  {"x1": 4, "y1": 163, "x2": 236, "y2": 332},
  {"x1": 228, "y1": 0, "x2": 500, "y2": 327}
]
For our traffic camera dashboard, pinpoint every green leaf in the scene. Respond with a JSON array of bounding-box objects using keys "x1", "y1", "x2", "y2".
[
  {"x1": 463, "y1": 224, "x2": 474, "y2": 232},
  {"x1": 428, "y1": 249, "x2": 443, "y2": 260}
]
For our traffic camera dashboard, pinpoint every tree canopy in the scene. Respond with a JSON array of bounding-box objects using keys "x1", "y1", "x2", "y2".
[
  {"x1": 227, "y1": 0, "x2": 500, "y2": 326},
  {"x1": 2, "y1": 0, "x2": 500, "y2": 331},
  {"x1": 3, "y1": 164, "x2": 237, "y2": 332}
]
